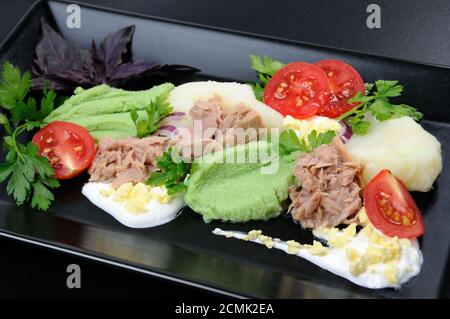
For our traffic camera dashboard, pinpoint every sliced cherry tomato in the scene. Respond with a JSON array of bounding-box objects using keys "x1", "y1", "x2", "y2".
[
  {"x1": 263, "y1": 62, "x2": 330, "y2": 119},
  {"x1": 364, "y1": 169, "x2": 424, "y2": 238},
  {"x1": 32, "y1": 121, "x2": 96, "y2": 180},
  {"x1": 314, "y1": 59, "x2": 365, "y2": 118}
]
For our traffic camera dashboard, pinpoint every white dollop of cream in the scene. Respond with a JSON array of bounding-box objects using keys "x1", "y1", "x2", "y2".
[
  {"x1": 212, "y1": 227, "x2": 422, "y2": 289},
  {"x1": 82, "y1": 182, "x2": 184, "y2": 228}
]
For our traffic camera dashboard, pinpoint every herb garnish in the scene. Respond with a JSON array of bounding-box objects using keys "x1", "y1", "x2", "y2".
[
  {"x1": 279, "y1": 129, "x2": 336, "y2": 155},
  {"x1": 130, "y1": 93, "x2": 173, "y2": 138},
  {"x1": 146, "y1": 148, "x2": 190, "y2": 195},
  {"x1": 0, "y1": 62, "x2": 60, "y2": 211},
  {"x1": 248, "y1": 55, "x2": 285, "y2": 101},
  {"x1": 336, "y1": 80, "x2": 423, "y2": 135},
  {"x1": 32, "y1": 19, "x2": 199, "y2": 92}
]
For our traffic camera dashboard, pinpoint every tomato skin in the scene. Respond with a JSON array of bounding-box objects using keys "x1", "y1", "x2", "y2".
[
  {"x1": 32, "y1": 121, "x2": 96, "y2": 180},
  {"x1": 314, "y1": 59, "x2": 365, "y2": 118},
  {"x1": 263, "y1": 62, "x2": 330, "y2": 119},
  {"x1": 364, "y1": 169, "x2": 424, "y2": 238}
]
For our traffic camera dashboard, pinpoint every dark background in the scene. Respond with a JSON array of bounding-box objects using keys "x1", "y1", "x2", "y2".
[{"x1": 0, "y1": 0, "x2": 449, "y2": 298}]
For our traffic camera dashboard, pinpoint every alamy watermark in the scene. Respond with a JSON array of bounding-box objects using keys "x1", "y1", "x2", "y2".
[
  {"x1": 366, "y1": 4, "x2": 381, "y2": 29},
  {"x1": 66, "y1": 4, "x2": 81, "y2": 29},
  {"x1": 66, "y1": 264, "x2": 81, "y2": 289},
  {"x1": 167, "y1": 121, "x2": 284, "y2": 175}
]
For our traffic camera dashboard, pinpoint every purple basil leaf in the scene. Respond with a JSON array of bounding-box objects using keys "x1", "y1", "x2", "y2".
[
  {"x1": 31, "y1": 75, "x2": 78, "y2": 92},
  {"x1": 109, "y1": 60, "x2": 161, "y2": 81},
  {"x1": 55, "y1": 69, "x2": 94, "y2": 86},
  {"x1": 87, "y1": 40, "x2": 107, "y2": 84},
  {"x1": 99, "y1": 25, "x2": 135, "y2": 79},
  {"x1": 31, "y1": 20, "x2": 200, "y2": 92},
  {"x1": 33, "y1": 18, "x2": 90, "y2": 76}
]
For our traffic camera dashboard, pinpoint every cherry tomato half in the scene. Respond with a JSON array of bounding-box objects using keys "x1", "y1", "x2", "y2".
[
  {"x1": 32, "y1": 121, "x2": 96, "y2": 180},
  {"x1": 364, "y1": 169, "x2": 424, "y2": 238},
  {"x1": 314, "y1": 59, "x2": 365, "y2": 118},
  {"x1": 263, "y1": 62, "x2": 330, "y2": 119}
]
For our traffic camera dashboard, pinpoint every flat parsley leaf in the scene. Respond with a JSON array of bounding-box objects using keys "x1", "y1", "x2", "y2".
[
  {"x1": 340, "y1": 80, "x2": 423, "y2": 135},
  {"x1": 249, "y1": 82, "x2": 264, "y2": 102},
  {"x1": 11, "y1": 88, "x2": 57, "y2": 124},
  {"x1": 249, "y1": 55, "x2": 285, "y2": 77},
  {"x1": 31, "y1": 178, "x2": 56, "y2": 211},
  {"x1": 0, "y1": 62, "x2": 60, "y2": 211},
  {"x1": 279, "y1": 129, "x2": 336, "y2": 155},
  {"x1": 248, "y1": 55, "x2": 285, "y2": 101},
  {"x1": 131, "y1": 93, "x2": 173, "y2": 138},
  {"x1": 146, "y1": 148, "x2": 190, "y2": 195},
  {"x1": 375, "y1": 80, "x2": 403, "y2": 98},
  {"x1": 0, "y1": 61, "x2": 31, "y2": 111}
]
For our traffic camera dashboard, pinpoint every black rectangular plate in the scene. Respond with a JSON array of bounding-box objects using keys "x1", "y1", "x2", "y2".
[{"x1": 0, "y1": 0, "x2": 449, "y2": 299}]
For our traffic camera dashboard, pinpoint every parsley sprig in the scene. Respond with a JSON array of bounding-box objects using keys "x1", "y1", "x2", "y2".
[
  {"x1": 248, "y1": 55, "x2": 285, "y2": 101},
  {"x1": 337, "y1": 80, "x2": 423, "y2": 135},
  {"x1": 279, "y1": 129, "x2": 336, "y2": 155},
  {"x1": 0, "y1": 61, "x2": 60, "y2": 211},
  {"x1": 130, "y1": 92, "x2": 173, "y2": 138},
  {"x1": 146, "y1": 148, "x2": 190, "y2": 195}
]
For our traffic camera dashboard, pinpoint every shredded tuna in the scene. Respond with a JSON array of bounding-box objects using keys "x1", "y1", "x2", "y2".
[
  {"x1": 189, "y1": 99, "x2": 223, "y2": 139},
  {"x1": 172, "y1": 98, "x2": 264, "y2": 158},
  {"x1": 289, "y1": 138, "x2": 362, "y2": 228},
  {"x1": 215, "y1": 104, "x2": 263, "y2": 147},
  {"x1": 89, "y1": 136, "x2": 169, "y2": 188}
]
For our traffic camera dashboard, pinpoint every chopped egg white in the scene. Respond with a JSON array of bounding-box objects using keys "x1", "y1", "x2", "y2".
[
  {"x1": 213, "y1": 220, "x2": 422, "y2": 289},
  {"x1": 283, "y1": 115, "x2": 342, "y2": 142},
  {"x1": 82, "y1": 182, "x2": 184, "y2": 228}
]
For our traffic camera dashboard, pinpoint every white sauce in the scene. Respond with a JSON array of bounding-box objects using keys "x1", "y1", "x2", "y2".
[
  {"x1": 212, "y1": 228, "x2": 422, "y2": 289},
  {"x1": 82, "y1": 182, "x2": 184, "y2": 228}
]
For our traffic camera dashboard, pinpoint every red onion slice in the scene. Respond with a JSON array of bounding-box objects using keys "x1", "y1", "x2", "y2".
[
  {"x1": 157, "y1": 125, "x2": 178, "y2": 137},
  {"x1": 160, "y1": 112, "x2": 191, "y2": 131},
  {"x1": 339, "y1": 121, "x2": 353, "y2": 143},
  {"x1": 166, "y1": 112, "x2": 186, "y2": 118}
]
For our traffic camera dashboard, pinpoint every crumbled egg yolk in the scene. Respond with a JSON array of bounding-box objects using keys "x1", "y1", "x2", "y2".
[
  {"x1": 345, "y1": 247, "x2": 360, "y2": 262},
  {"x1": 228, "y1": 214, "x2": 413, "y2": 285},
  {"x1": 150, "y1": 187, "x2": 171, "y2": 204},
  {"x1": 329, "y1": 224, "x2": 357, "y2": 248},
  {"x1": 286, "y1": 240, "x2": 302, "y2": 255},
  {"x1": 100, "y1": 182, "x2": 171, "y2": 214},
  {"x1": 283, "y1": 115, "x2": 341, "y2": 142},
  {"x1": 342, "y1": 212, "x2": 405, "y2": 284},
  {"x1": 343, "y1": 223, "x2": 357, "y2": 237},
  {"x1": 349, "y1": 260, "x2": 368, "y2": 276},
  {"x1": 225, "y1": 231, "x2": 234, "y2": 238},
  {"x1": 358, "y1": 207, "x2": 370, "y2": 226},
  {"x1": 314, "y1": 223, "x2": 358, "y2": 249},
  {"x1": 259, "y1": 235, "x2": 274, "y2": 249},
  {"x1": 312, "y1": 208, "x2": 407, "y2": 284},
  {"x1": 243, "y1": 230, "x2": 262, "y2": 241},
  {"x1": 345, "y1": 227, "x2": 402, "y2": 283},
  {"x1": 384, "y1": 265, "x2": 398, "y2": 284},
  {"x1": 307, "y1": 240, "x2": 328, "y2": 256}
]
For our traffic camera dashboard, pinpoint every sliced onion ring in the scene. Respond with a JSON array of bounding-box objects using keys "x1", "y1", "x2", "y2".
[
  {"x1": 339, "y1": 121, "x2": 353, "y2": 143},
  {"x1": 166, "y1": 112, "x2": 186, "y2": 118},
  {"x1": 157, "y1": 125, "x2": 178, "y2": 137}
]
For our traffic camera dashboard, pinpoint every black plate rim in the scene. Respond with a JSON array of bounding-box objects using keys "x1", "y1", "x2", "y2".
[{"x1": 0, "y1": 228, "x2": 248, "y2": 299}]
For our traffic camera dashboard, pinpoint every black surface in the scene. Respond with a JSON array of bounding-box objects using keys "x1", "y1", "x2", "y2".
[
  {"x1": 2, "y1": 0, "x2": 450, "y2": 67},
  {"x1": 0, "y1": 0, "x2": 449, "y2": 299},
  {"x1": 1, "y1": 0, "x2": 449, "y2": 299},
  {"x1": 0, "y1": 237, "x2": 221, "y2": 299}
]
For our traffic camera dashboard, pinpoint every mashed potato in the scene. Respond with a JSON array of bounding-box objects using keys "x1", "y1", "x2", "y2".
[{"x1": 345, "y1": 115, "x2": 442, "y2": 192}]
